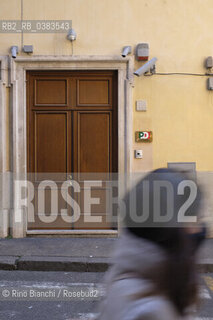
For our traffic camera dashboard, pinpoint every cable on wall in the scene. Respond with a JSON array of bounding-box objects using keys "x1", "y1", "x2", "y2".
[{"x1": 144, "y1": 72, "x2": 212, "y2": 77}]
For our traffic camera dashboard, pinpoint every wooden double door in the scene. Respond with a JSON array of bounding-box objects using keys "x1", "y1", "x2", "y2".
[{"x1": 27, "y1": 71, "x2": 118, "y2": 230}]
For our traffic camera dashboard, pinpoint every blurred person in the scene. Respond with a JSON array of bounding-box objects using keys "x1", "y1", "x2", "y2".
[{"x1": 97, "y1": 168, "x2": 206, "y2": 320}]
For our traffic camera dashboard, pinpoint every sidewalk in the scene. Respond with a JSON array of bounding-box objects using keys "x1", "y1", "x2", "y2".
[{"x1": 0, "y1": 237, "x2": 212, "y2": 272}]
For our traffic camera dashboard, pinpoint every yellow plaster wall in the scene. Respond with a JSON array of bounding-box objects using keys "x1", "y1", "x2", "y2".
[{"x1": 1, "y1": 0, "x2": 213, "y2": 171}]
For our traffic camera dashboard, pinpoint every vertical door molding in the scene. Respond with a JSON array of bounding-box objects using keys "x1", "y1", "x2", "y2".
[
  {"x1": 0, "y1": 56, "x2": 10, "y2": 237},
  {"x1": 10, "y1": 59, "x2": 28, "y2": 237}
]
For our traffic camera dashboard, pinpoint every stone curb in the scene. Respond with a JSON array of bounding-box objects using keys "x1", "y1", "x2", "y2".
[
  {"x1": 17, "y1": 256, "x2": 110, "y2": 272},
  {"x1": 0, "y1": 256, "x2": 19, "y2": 270},
  {"x1": 0, "y1": 256, "x2": 212, "y2": 272},
  {"x1": 0, "y1": 256, "x2": 110, "y2": 272}
]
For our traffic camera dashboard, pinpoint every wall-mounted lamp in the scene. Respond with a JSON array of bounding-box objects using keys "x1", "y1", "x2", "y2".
[
  {"x1": 67, "y1": 28, "x2": 77, "y2": 41},
  {"x1": 207, "y1": 78, "x2": 213, "y2": 90},
  {"x1": 11, "y1": 46, "x2": 18, "y2": 59},
  {"x1": 121, "y1": 46, "x2": 131, "y2": 58},
  {"x1": 205, "y1": 56, "x2": 213, "y2": 69}
]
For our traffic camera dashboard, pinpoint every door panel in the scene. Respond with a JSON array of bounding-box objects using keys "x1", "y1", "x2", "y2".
[
  {"x1": 33, "y1": 112, "x2": 70, "y2": 173},
  {"x1": 29, "y1": 111, "x2": 72, "y2": 229},
  {"x1": 74, "y1": 185, "x2": 112, "y2": 229},
  {"x1": 28, "y1": 183, "x2": 73, "y2": 229},
  {"x1": 75, "y1": 111, "x2": 112, "y2": 173},
  {"x1": 73, "y1": 111, "x2": 113, "y2": 229},
  {"x1": 35, "y1": 79, "x2": 68, "y2": 106},
  {"x1": 77, "y1": 79, "x2": 111, "y2": 106}
]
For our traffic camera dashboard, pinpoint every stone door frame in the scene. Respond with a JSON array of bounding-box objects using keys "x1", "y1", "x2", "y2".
[{"x1": 5, "y1": 55, "x2": 134, "y2": 237}]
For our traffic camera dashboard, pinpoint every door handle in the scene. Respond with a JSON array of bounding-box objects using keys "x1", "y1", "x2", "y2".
[{"x1": 66, "y1": 175, "x2": 73, "y2": 186}]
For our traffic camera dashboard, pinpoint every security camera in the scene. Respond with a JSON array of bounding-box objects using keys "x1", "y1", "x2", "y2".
[
  {"x1": 134, "y1": 57, "x2": 157, "y2": 76},
  {"x1": 11, "y1": 46, "x2": 18, "y2": 59},
  {"x1": 121, "y1": 46, "x2": 131, "y2": 58}
]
